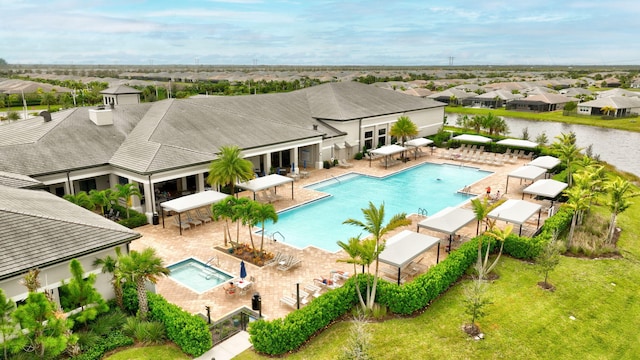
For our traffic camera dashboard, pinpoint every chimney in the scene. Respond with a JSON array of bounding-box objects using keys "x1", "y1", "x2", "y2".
[
  {"x1": 40, "y1": 111, "x2": 52, "y2": 123},
  {"x1": 89, "y1": 107, "x2": 113, "y2": 126}
]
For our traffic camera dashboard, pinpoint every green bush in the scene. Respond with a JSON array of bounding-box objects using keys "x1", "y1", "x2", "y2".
[
  {"x1": 113, "y1": 204, "x2": 148, "y2": 228},
  {"x1": 147, "y1": 292, "x2": 212, "y2": 357},
  {"x1": 323, "y1": 160, "x2": 332, "y2": 169},
  {"x1": 354, "y1": 152, "x2": 364, "y2": 160},
  {"x1": 71, "y1": 331, "x2": 134, "y2": 360},
  {"x1": 250, "y1": 282, "x2": 357, "y2": 355},
  {"x1": 122, "y1": 283, "x2": 139, "y2": 315}
]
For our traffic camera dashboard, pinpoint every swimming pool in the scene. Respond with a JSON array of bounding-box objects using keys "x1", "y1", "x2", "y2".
[
  {"x1": 168, "y1": 258, "x2": 234, "y2": 294},
  {"x1": 262, "y1": 163, "x2": 491, "y2": 252}
]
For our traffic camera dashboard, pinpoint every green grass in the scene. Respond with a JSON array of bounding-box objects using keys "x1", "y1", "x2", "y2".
[
  {"x1": 445, "y1": 106, "x2": 640, "y2": 133},
  {"x1": 236, "y1": 194, "x2": 640, "y2": 360},
  {"x1": 103, "y1": 343, "x2": 191, "y2": 360}
]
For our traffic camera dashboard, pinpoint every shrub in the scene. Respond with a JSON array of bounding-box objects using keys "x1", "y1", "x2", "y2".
[
  {"x1": 71, "y1": 331, "x2": 134, "y2": 360},
  {"x1": 113, "y1": 204, "x2": 148, "y2": 228},
  {"x1": 354, "y1": 152, "x2": 364, "y2": 160},
  {"x1": 147, "y1": 292, "x2": 212, "y2": 357},
  {"x1": 323, "y1": 160, "x2": 332, "y2": 169},
  {"x1": 122, "y1": 283, "x2": 139, "y2": 315}
]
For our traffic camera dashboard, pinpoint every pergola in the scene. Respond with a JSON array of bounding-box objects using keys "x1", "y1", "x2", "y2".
[
  {"x1": 528, "y1": 156, "x2": 561, "y2": 173},
  {"x1": 405, "y1": 138, "x2": 434, "y2": 159},
  {"x1": 236, "y1": 174, "x2": 294, "y2": 200},
  {"x1": 379, "y1": 230, "x2": 441, "y2": 285},
  {"x1": 452, "y1": 134, "x2": 493, "y2": 143},
  {"x1": 496, "y1": 138, "x2": 539, "y2": 149},
  {"x1": 160, "y1": 190, "x2": 228, "y2": 235},
  {"x1": 487, "y1": 199, "x2": 542, "y2": 236},
  {"x1": 369, "y1": 144, "x2": 407, "y2": 168},
  {"x1": 505, "y1": 165, "x2": 547, "y2": 193},
  {"x1": 417, "y1": 207, "x2": 476, "y2": 250}
]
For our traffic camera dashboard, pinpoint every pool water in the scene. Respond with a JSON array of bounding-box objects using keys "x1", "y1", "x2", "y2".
[
  {"x1": 263, "y1": 163, "x2": 491, "y2": 252},
  {"x1": 168, "y1": 258, "x2": 234, "y2": 294}
]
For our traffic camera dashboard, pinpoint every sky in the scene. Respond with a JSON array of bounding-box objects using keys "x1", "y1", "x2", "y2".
[{"x1": 2, "y1": 0, "x2": 640, "y2": 66}]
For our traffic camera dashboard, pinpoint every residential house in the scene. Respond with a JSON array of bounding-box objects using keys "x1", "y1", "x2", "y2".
[
  {"x1": 577, "y1": 96, "x2": 640, "y2": 117},
  {"x1": 506, "y1": 93, "x2": 573, "y2": 112}
]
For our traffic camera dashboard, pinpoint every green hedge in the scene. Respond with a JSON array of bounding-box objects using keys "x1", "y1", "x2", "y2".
[
  {"x1": 113, "y1": 204, "x2": 148, "y2": 229},
  {"x1": 71, "y1": 330, "x2": 134, "y2": 360},
  {"x1": 249, "y1": 206, "x2": 575, "y2": 355},
  {"x1": 147, "y1": 292, "x2": 212, "y2": 357}
]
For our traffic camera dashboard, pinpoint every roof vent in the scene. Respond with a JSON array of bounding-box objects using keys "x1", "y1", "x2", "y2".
[
  {"x1": 40, "y1": 111, "x2": 52, "y2": 123},
  {"x1": 313, "y1": 124, "x2": 318, "y2": 130},
  {"x1": 89, "y1": 108, "x2": 113, "y2": 126}
]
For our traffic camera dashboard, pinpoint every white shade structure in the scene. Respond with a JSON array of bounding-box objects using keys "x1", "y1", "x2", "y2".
[
  {"x1": 488, "y1": 199, "x2": 542, "y2": 236},
  {"x1": 452, "y1": 134, "x2": 493, "y2": 143},
  {"x1": 236, "y1": 174, "x2": 294, "y2": 200},
  {"x1": 405, "y1": 138, "x2": 434, "y2": 159},
  {"x1": 496, "y1": 139, "x2": 539, "y2": 148},
  {"x1": 505, "y1": 165, "x2": 547, "y2": 193},
  {"x1": 528, "y1": 155, "x2": 561, "y2": 170},
  {"x1": 379, "y1": 230, "x2": 441, "y2": 285},
  {"x1": 417, "y1": 207, "x2": 476, "y2": 250},
  {"x1": 160, "y1": 190, "x2": 228, "y2": 235},
  {"x1": 369, "y1": 144, "x2": 407, "y2": 168},
  {"x1": 523, "y1": 179, "x2": 567, "y2": 200}
]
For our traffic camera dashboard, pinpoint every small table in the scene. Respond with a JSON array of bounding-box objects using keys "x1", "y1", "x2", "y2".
[
  {"x1": 236, "y1": 280, "x2": 253, "y2": 295},
  {"x1": 299, "y1": 171, "x2": 309, "y2": 178}
]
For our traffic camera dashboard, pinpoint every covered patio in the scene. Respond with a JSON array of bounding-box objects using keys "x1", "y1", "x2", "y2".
[
  {"x1": 496, "y1": 139, "x2": 539, "y2": 149},
  {"x1": 487, "y1": 199, "x2": 542, "y2": 236},
  {"x1": 379, "y1": 230, "x2": 441, "y2": 285},
  {"x1": 405, "y1": 138, "x2": 434, "y2": 159},
  {"x1": 417, "y1": 207, "x2": 476, "y2": 250},
  {"x1": 369, "y1": 144, "x2": 407, "y2": 168},
  {"x1": 160, "y1": 190, "x2": 229, "y2": 235},
  {"x1": 236, "y1": 174, "x2": 294, "y2": 201},
  {"x1": 505, "y1": 165, "x2": 547, "y2": 193}
]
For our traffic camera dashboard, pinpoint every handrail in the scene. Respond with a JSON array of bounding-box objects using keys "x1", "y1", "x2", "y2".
[
  {"x1": 204, "y1": 256, "x2": 219, "y2": 267},
  {"x1": 418, "y1": 208, "x2": 428, "y2": 216},
  {"x1": 330, "y1": 175, "x2": 341, "y2": 184},
  {"x1": 271, "y1": 231, "x2": 285, "y2": 242}
]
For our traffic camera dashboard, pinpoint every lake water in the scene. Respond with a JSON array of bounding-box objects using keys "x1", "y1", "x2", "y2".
[{"x1": 447, "y1": 114, "x2": 640, "y2": 177}]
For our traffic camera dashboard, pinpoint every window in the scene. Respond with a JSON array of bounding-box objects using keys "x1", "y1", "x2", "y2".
[
  {"x1": 363, "y1": 130, "x2": 374, "y2": 150},
  {"x1": 378, "y1": 128, "x2": 387, "y2": 147},
  {"x1": 79, "y1": 179, "x2": 97, "y2": 193}
]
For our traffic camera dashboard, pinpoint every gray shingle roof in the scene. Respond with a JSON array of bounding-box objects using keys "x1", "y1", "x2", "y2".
[
  {"x1": 578, "y1": 96, "x2": 640, "y2": 109},
  {"x1": 100, "y1": 84, "x2": 142, "y2": 95},
  {"x1": 0, "y1": 171, "x2": 42, "y2": 188},
  {"x1": 0, "y1": 186, "x2": 140, "y2": 280}
]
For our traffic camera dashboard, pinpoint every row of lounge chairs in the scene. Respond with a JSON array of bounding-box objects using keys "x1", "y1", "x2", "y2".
[
  {"x1": 255, "y1": 188, "x2": 284, "y2": 204},
  {"x1": 264, "y1": 252, "x2": 302, "y2": 271},
  {"x1": 171, "y1": 208, "x2": 213, "y2": 231},
  {"x1": 280, "y1": 271, "x2": 350, "y2": 309}
]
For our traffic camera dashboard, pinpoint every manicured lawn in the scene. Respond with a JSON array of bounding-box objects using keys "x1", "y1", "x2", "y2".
[
  {"x1": 103, "y1": 343, "x2": 191, "y2": 360},
  {"x1": 445, "y1": 106, "x2": 640, "y2": 133},
  {"x1": 236, "y1": 195, "x2": 640, "y2": 360}
]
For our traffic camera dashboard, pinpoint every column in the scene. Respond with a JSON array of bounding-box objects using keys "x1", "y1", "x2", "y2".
[
  {"x1": 292, "y1": 147, "x2": 299, "y2": 174},
  {"x1": 196, "y1": 173, "x2": 206, "y2": 192},
  {"x1": 265, "y1": 153, "x2": 272, "y2": 174}
]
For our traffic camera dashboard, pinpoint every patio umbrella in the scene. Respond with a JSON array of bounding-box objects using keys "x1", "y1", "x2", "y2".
[{"x1": 240, "y1": 260, "x2": 247, "y2": 280}]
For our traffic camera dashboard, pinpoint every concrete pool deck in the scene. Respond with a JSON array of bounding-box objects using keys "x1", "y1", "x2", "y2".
[{"x1": 130, "y1": 148, "x2": 553, "y2": 323}]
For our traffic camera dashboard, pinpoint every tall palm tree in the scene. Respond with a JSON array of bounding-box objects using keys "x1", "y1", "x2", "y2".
[
  {"x1": 343, "y1": 202, "x2": 410, "y2": 310},
  {"x1": 92, "y1": 247, "x2": 125, "y2": 310},
  {"x1": 63, "y1": 191, "x2": 95, "y2": 211},
  {"x1": 563, "y1": 186, "x2": 592, "y2": 247},
  {"x1": 207, "y1": 145, "x2": 254, "y2": 196},
  {"x1": 337, "y1": 236, "x2": 366, "y2": 310},
  {"x1": 600, "y1": 105, "x2": 615, "y2": 117},
  {"x1": 551, "y1": 140, "x2": 583, "y2": 187},
  {"x1": 480, "y1": 223, "x2": 513, "y2": 279},
  {"x1": 389, "y1": 116, "x2": 418, "y2": 159},
  {"x1": 605, "y1": 178, "x2": 639, "y2": 243},
  {"x1": 115, "y1": 183, "x2": 142, "y2": 219},
  {"x1": 119, "y1": 248, "x2": 170, "y2": 320},
  {"x1": 250, "y1": 201, "x2": 278, "y2": 255},
  {"x1": 211, "y1": 196, "x2": 236, "y2": 246}
]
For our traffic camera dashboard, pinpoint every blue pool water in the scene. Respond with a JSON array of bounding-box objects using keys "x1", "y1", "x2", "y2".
[
  {"x1": 168, "y1": 258, "x2": 234, "y2": 294},
  {"x1": 263, "y1": 163, "x2": 491, "y2": 252}
]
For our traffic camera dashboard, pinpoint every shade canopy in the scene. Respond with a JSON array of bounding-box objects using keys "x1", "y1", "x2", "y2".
[
  {"x1": 370, "y1": 144, "x2": 407, "y2": 156},
  {"x1": 405, "y1": 138, "x2": 434, "y2": 147},
  {"x1": 417, "y1": 207, "x2": 476, "y2": 235},
  {"x1": 488, "y1": 199, "x2": 542, "y2": 226},
  {"x1": 509, "y1": 165, "x2": 547, "y2": 181},
  {"x1": 236, "y1": 174, "x2": 293, "y2": 193},
  {"x1": 528, "y1": 155, "x2": 561, "y2": 170},
  {"x1": 379, "y1": 230, "x2": 440, "y2": 269},
  {"x1": 496, "y1": 139, "x2": 539, "y2": 148},
  {"x1": 523, "y1": 179, "x2": 567, "y2": 199},
  {"x1": 452, "y1": 134, "x2": 493, "y2": 143},
  {"x1": 160, "y1": 190, "x2": 228, "y2": 213}
]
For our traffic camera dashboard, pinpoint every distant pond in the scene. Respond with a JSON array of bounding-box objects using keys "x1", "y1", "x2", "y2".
[{"x1": 447, "y1": 113, "x2": 640, "y2": 178}]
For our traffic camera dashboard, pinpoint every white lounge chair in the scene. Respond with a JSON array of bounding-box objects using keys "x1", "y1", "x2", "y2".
[
  {"x1": 277, "y1": 255, "x2": 301, "y2": 271},
  {"x1": 264, "y1": 252, "x2": 285, "y2": 267},
  {"x1": 185, "y1": 212, "x2": 202, "y2": 226},
  {"x1": 195, "y1": 209, "x2": 212, "y2": 224},
  {"x1": 280, "y1": 295, "x2": 298, "y2": 308},
  {"x1": 338, "y1": 159, "x2": 354, "y2": 168},
  {"x1": 172, "y1": 216, "x2": 190, "y2": 231}
]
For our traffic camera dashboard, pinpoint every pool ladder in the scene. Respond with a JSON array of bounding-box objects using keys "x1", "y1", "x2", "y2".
[
  {"x1": 204, "y1": 256, "x2": 219, "y2": 267},
  {"x1": 418, "y1": 208, "x2": 428, "y2": 216},
  {"x1": 330, "y1": 175, "x2": 341, "y2": 184},
  {"x1": 268, "y1": 231, "x2": 285, "y2": 243}
]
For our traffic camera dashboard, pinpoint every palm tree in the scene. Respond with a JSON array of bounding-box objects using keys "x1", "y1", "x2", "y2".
[
  {"x1": 251, "y1": 201, "x2": 278, "y2": 255},
  {"x1": 63, "y1": 191, "x2": 95, "y2": 211},
  {"x1": 343, "y1": 202, "x2": 410, "y2": 310},
  {"x1": 389, "y1": 116, "x2": 418, "y2": 159},
  {"x1": 605, "y1": 178, "x2": 639, "y2": 243},
  {"x1": 89, "y1": 189, "x2": 116, "y2": 216},
  {"x1": 211, "y1": 196, "x2": 236, "y2": 246},
  {"x1": 479, "y1": 224, "x2": 513, "y2": 279},
  {"x1": 93, "y1": 247, "x2": 125, "y2": 310},
  {"x1": 118, "y1": 248, "x2": 170, "y2": 320},
  {"x1": 563, "y1": 186, "x2": 592, "y2": 247},
  {"x1": 337, "y1": 236, "x2": 366, "y2": 310},
  {"x1": 600, "y1": 105, "x2": 615, "y2": 117},
  {"x1": 207, "y1": 145, "x2": 254, "y2": 196},
  {"x1": 115, "y1": 183, "x2": 142, "y2": 219}
]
